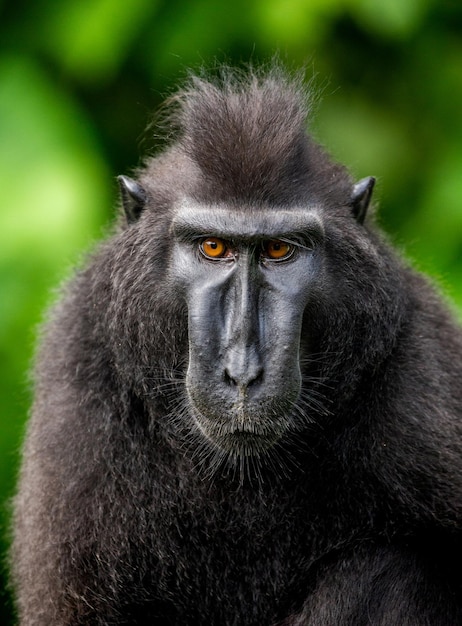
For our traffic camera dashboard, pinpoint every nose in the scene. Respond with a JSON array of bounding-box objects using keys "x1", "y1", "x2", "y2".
[
  {"x1": 222, "y1": 254, "x2": 265, "y2": 392},
  {"x1": 223, "y1": 348, "x2": 264, "y2": 393}
]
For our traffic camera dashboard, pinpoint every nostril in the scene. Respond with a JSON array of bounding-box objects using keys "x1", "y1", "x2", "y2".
[
  {"x1": 224, "y1": 369, "x2": 238, "y2": 386},
  {"x1": 249, "y1": 368, "x2": 264, "y2": 387},
  {"x1": 223, "y1": 368, "x2": 263, "y2": 389}
]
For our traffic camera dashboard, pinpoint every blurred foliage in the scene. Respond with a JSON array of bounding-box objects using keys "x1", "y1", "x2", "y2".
[{"x1": 1, "y1": 0, "x2": 462, "y2": 622}]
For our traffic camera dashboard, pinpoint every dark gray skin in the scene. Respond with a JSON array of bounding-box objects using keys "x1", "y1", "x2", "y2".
[
  {"x1": 11, "y1": 68, "x2": 462, "y2": 625},
  {"x1": 171, "y1": 203, "x2": 326, "y2": 457}
]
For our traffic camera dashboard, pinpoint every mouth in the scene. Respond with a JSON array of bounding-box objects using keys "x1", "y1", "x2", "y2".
[
  {"x1": 184, "y1": 375, "x2": 301, "y2": 456},
  {"x1": 191, "y1": 404, "x2": 287, "y2": 455}
]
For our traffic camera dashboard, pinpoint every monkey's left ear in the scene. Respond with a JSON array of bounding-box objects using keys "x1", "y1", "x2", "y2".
[
  {"x1": 351, "y1": 176, "x2": 375, "y2": 224},
  {"x1": 118, "y1": 175, "x2": 146, "y2": 223}
]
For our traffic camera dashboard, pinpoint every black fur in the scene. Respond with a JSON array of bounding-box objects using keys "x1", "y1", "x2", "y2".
[{"x1": 12, "y1": 66, "x2": 462, "y2": 625}]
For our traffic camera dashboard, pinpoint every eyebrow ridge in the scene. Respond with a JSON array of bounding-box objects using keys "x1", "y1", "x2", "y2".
[{"x1": 172, "y1": 203, "x2": 323, "y2": 240}]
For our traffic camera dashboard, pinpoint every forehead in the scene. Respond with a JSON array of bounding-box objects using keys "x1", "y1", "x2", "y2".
[{"x1": 172, "y1": 199, "x2": 323, "y2": 239}]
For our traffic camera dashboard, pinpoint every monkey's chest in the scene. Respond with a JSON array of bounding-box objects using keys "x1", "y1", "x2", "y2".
[{"x1": 142, "y1": 500, "x2": 314, "y2": 626}]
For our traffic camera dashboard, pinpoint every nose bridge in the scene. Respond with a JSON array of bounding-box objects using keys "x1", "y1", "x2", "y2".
[
  {"x1": 224, "y1": 254, "x2": 263, "y2": 388},
  {"x1": 230, "y1": 254, "x2": 259, "y2": 345}
]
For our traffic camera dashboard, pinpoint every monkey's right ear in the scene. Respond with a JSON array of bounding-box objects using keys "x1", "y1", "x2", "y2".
[
  {"x1": 351, "y1": 176, "x2": 375, "y2": 224},
  {"x1": 118, "y1": 175, "x2": 146, "y2": 223}
]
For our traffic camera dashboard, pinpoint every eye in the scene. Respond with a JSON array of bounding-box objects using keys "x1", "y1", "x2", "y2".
[
  {"x1": 261, "y1": 239, "x2": 294, "y2": 261},
  {"x1": 200, "y1": 237, "x2": 229, "y2": 259}
]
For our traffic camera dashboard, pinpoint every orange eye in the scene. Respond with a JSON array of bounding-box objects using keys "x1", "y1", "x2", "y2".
[
  {"x1": 262, "y1": 239, "x2": 293, "y2": 260},
  {"x1": 200, "y1": 237, "x2": 228, "y2": 259}
]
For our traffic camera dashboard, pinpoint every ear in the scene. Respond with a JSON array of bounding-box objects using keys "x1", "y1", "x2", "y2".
[
  {"x1": 351, "y1": 176, "x2": 375, "y2": 224},
  {"x1": 117, "y1": 175, "x2": 146, "y2": 223}
]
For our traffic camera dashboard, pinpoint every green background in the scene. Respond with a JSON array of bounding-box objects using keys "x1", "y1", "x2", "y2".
[{"x1": 1, "y1": 0, "x2": 462, "y2": 621}]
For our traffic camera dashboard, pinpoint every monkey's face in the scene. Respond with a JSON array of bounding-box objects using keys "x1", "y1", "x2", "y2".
[{"x1": 170, "y1": 200, "x2": 325, "y2": 456}]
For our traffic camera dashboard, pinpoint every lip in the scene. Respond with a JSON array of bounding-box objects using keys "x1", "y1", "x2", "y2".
[{"x1": 192, "y1": 408, "x2": 285, "y2": 454}]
